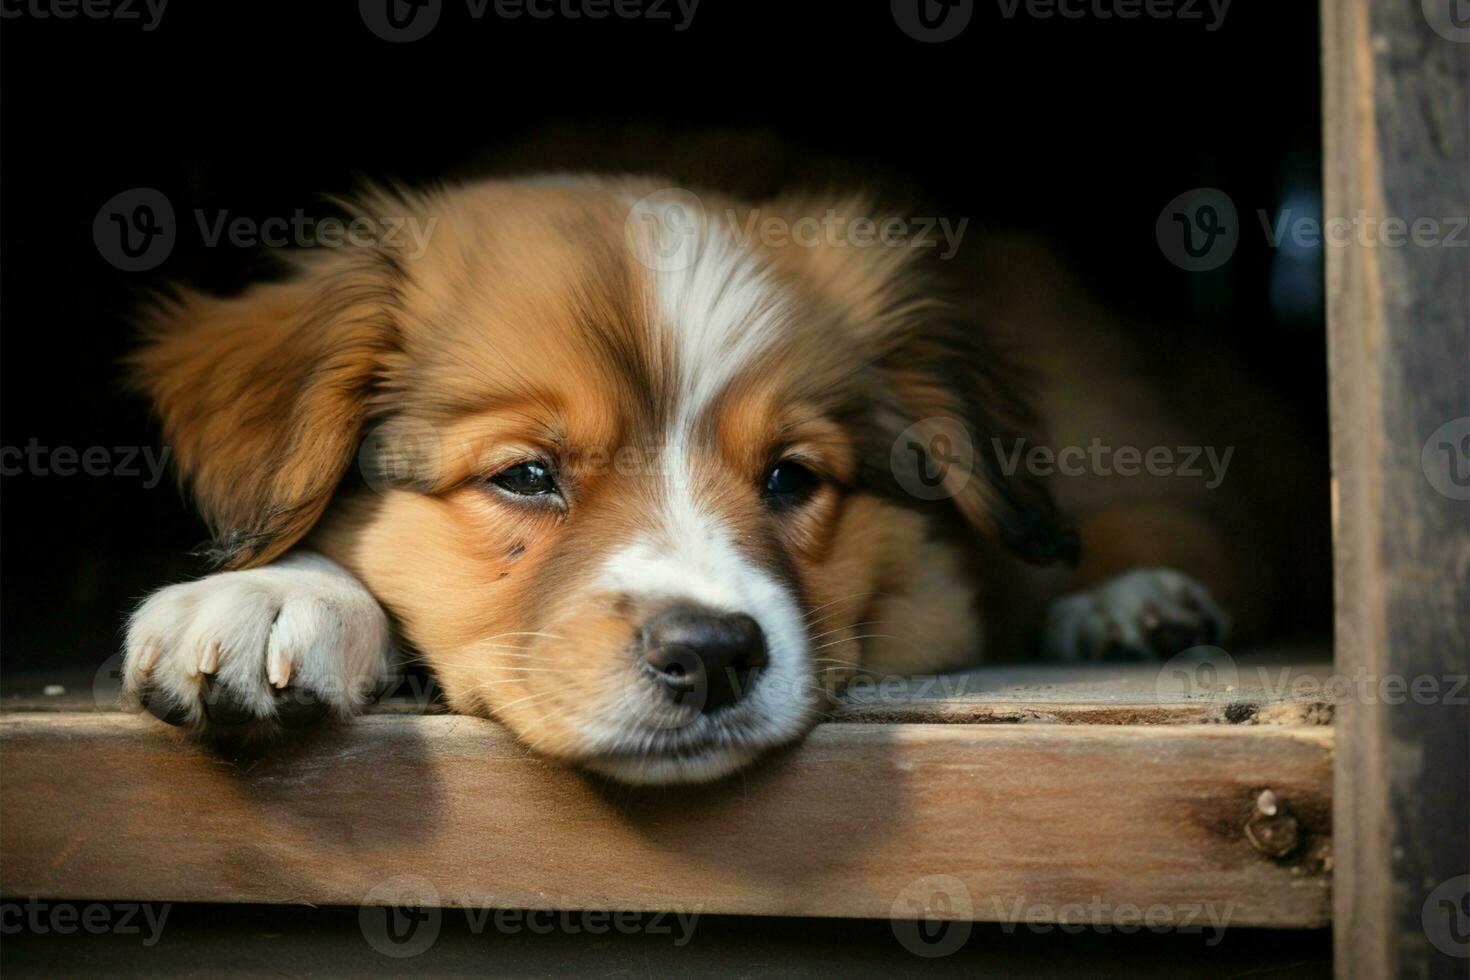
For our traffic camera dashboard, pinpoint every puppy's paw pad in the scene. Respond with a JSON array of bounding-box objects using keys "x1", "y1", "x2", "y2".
[
  {"x1": 1042, "y1": 568, "x2": 1229, "y2": 662},
  {"x1": 123, "y1": 557, "x2": 391, "y2": 737}
]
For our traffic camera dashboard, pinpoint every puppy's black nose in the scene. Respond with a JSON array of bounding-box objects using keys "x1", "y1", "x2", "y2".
[{"x1": 641, "y1": 607, "x2": 769, "y2": 713}]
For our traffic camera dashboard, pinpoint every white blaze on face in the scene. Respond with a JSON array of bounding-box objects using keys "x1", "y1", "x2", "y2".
[{"x1": 596, "y1": 190, "x2": 812, "y2": 740}]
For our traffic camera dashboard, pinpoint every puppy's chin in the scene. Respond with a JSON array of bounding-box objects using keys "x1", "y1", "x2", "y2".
[
  {"x1": 561, "y1": 676, "x2": 821, "y2": 786},
  {"x1": 572, "y1": 709, "x2": 817, "y2": 785},
  {"x1": 580, "y1": 744, "x2": 769, "y2": 786}
]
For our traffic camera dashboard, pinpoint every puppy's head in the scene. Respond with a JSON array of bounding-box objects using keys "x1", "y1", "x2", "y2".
[{"x1": 133, "y1": 178, "x2": 1073, "y2": 783}]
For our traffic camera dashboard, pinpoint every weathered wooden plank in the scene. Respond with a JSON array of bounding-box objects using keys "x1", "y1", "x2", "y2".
[
  {"x1": 835, "y1": 655, "x2": 1336, "y2": 726},
  {"x1": 2, "y1": 650, "x2": 1337, "y2": 726},
  {"x1": 0, "y1": 712, "x2": 1332, "y2": 928},
  {"x1": 1321, "y1": 0, "x2": 1470, "y2": 977}
]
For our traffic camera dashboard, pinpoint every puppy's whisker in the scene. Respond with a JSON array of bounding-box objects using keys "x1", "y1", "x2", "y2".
[
  {"x1": 397, "y1": 645, "x2": 552, "y2": 667},
  {"x1": 804, "y1": 607, "x2": 877, "y2": 630},
  {"x1": 810, "y1": 634, "x2": 900, "y2": 651},
  {"x1": 476, "y1": 666, "x2": 589, "y2": 674},
  {"x1": 430, "y1": 658, "x2": 607, "y2": 677},
  {"x1": 807, "y1": 620, "x2": 892, "y2": 641},
  {"x1": 802, "y1": 592, "x2": 885, "y2": 621},
  {"x1": 490, "y1": 690, "x2": 558, "y2": 715}
]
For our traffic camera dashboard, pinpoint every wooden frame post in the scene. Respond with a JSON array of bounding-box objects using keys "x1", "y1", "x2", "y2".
[{"x1": 1322, "y1": 1, "x2": 1470, "y2": 977}]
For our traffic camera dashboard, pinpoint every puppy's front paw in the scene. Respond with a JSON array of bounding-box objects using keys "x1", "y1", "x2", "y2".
[
  {"x1": 123, "y1": 553, "x2": 393, "y2": 737},
  {"x1": 1042, "y1": 567, "x2": 1229, "y2": 662}
]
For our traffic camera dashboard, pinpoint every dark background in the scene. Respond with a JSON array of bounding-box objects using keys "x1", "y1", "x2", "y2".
[{"x1": 0, "y1": 0, "x2": 1326, "y2": 674}]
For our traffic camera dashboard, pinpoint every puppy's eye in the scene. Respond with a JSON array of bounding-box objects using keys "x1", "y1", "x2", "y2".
[
  {"x1": 490, "y1": 461, "x2": 559, "y2": 497},
  {"x1": 763, "y1": 460, "x2": 818, "y2": 505}
]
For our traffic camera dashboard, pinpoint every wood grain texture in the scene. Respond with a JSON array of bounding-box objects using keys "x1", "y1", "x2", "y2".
[
  {"x1": 1, "y1": 712, "x2": 1332, "y2": 927},
  {"x1": 1321, "y1": 0, "x2": 1470, "y2": 977},
  {"x1": 4, "y1": 649, "x2": 1336, "y2": 725}
]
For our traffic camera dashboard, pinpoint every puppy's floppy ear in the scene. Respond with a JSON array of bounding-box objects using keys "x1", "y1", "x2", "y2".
[
  {"x1": 871, "y1": 319, "x2": 1079, "y2": 567},
  {"x1": 130, "y1": 247, "x2": 401, "y2": 569},
  {"x1": 762, "y1": 192, "x2": 1078, "y2": 566}
]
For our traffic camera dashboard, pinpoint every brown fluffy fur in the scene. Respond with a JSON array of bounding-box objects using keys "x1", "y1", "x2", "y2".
[{"x1": 130, "y1": 132, "x2": 1328, "y2": 772}]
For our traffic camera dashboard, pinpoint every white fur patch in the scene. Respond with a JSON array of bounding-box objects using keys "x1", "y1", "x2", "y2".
[
  {"x1": 124, "y1": 552, "x2": 393, "y2": 727},
  {"x1": 580, "y1": 192, "x2": 812, "y2": 777}
]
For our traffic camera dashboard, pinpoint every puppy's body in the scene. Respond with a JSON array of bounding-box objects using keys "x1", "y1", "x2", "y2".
[{"x1": 125, "y1": 133, "x2": 1328, "y2": 783}]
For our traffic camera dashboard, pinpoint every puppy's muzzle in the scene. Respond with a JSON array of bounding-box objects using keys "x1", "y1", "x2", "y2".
[{"x1": 639, "y1": 606, "x2": 769, "y2": 713}]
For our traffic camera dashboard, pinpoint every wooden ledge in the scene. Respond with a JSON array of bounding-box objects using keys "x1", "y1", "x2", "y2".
[{"x1": 0, "y1": 653, "x2": 1334, "y2": 929}]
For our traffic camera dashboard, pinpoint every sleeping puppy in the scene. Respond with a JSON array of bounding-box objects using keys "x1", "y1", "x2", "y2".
[{"x1": 123, "y1": 157, "x2": 1328, "y2": 784}]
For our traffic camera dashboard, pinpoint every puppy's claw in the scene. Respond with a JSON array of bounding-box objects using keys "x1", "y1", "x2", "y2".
[
  {"x1": 121, "y1": 553, "x2": 393, "y2": 739},
  {"x1": 198, "y1": 641, "x2": 221, "y2": 676},
  {"x1": 135, "y1": 638, "x2": 162, "y2": 675},
  {"x1": 267, "y1": 647, "x2": 293, "y2": 689}
]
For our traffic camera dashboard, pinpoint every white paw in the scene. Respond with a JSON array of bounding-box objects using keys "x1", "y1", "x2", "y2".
[
  {"x1": 124, "y1": 553, "x2": 393, "y2": 733},
  {"x1": 1042, "y1": 567, "x2": 1229, "y2": 662}
]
